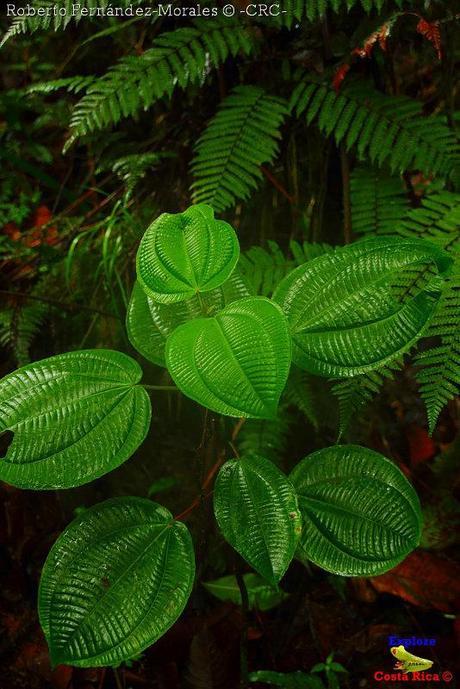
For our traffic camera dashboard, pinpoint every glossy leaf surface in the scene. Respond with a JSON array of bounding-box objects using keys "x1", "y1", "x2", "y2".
[
  {"x1": 273, "y1": 237, "x2": 451, "y2": 378},
  {"x1": 203, "y1": 573, "x2": 288, "y2": 611},
  {"x1": 165, "y1": 297, "x2": 291, "y2": 418},
  {"x1": 290, "y1": 445, "x2": 422, "y2": 576},
  {"x1": 126, "y1": 273, "x2": 250, "y2": 366},
  {"x1": 136, "y1": 204, "x2": 239, "y2": 303},
  {"x1": 214, "y1": 455, "x2": 301, "y2": 584},
  {"x1": 39, "y1": 497, "x2": 195, "y2": 667},
  {"x1": 0, "y1": 350, "x2": 151, "y2": 489}
]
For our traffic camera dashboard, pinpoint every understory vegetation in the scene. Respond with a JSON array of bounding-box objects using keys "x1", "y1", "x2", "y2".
[{"x1": 0, "y1": 1, "x2": 459, "y2": 688}]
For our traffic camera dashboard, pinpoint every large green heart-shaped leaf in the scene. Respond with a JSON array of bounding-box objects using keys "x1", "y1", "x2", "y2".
[
  {"x1": 214, "y1": 455, "x2": 301, "y2": 584},
  {"x1": 165, "y1": 297, "x2": 291, "y2": 418},
  {"x1": 136, "y1": 204, "x2": 239, "y2": 303},
  {"x1": 39, "y1": 497, "x2": 195, "y2": 667},
  {"x1": 273, "y1": 237, "x2": 452, "y2": 378},
  {"x1": 0, "y1": 350, "x2": 151, "y2": 489},
  {"x1": 126, "y1": 272, "x2": 250, "y2": 366},
  {"x1": 290, "y1": 445, "x2": 422, "y2": 576}
]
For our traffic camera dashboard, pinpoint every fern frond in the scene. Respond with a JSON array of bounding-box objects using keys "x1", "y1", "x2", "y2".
[
  {"x1": 27, "y1": 76, "x2": 97, "y2": 95},
  {"x1": 283, "y1": 368, "x2": 318, "y2": 429},
  {"x1": 416, "y1": 272, "x2": 460, "y2": 433},
  {"x1": 0, "y1": 299, "x2": 48, "y2": 366},
  {"x1": 191, "y1": 86, "x2": 287, "y2": 212},
  {"x1": 238, "y1": 239, "x2": 331, "y2": 297},
  {"x1": 333, "y1": 360, "x2": 403, "y2": 438},
  {"x1": 64, "y1": 20, "x2": 255, "y2": 150},
  {"x1": 237, "y1": 409, "x2": 292, "y2": 465},
  {"x1": 395, "y1": 191, "x2": 460, "y2": 253},
  {"x1": 280, "y1": 0, "x2": 404, "y2": 25},
  {"x1": 111, "y1": 153, "x2": 163, "y2": 199},
  {"x1": 1, "y1": 0, "x2": 143, "y2": 47},
  {"x1": 350, "y1": 165, "x2": 409, "y2": 234},
  {"x1": 290, "y1": 78, "x2": 458, "y2": 177}
]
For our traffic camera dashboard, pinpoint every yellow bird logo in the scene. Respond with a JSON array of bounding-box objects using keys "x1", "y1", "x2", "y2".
[{"x1": 390, "y1": 645, "x2": 434, "y2": 674}]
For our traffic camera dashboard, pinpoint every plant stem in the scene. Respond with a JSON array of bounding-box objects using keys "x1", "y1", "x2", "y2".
[
  {"x1": 236, "y1": 572, "x2": 249, "y2": 688},
  {"x1": 340, "y1": 144, "x2": 352, "y2": 244},
  {"x1": 142, "y1": 384, "x2": 179, "y2": 391}
]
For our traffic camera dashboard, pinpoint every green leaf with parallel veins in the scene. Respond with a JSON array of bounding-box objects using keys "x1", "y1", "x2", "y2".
[
  {"x1": 214, "y1": 455, "x2": 301, "y2": 584},
  {"x1": 203, "y1": 573, "x2": 288, "y2": 611},
  {"x1": 290, "y1": 445, "x2": 422, "y2": 576},
  {"x1": 136, "y1": 204, "x2": 239, "y2": 303},
  {"x1": 0, "y1": 349, "x2": 151, "y2": 489},
  {"x1": 165, "y1": 297, "x2": 291, "y2": 418},
  {"x1": 39, "y1": 497, "x2": 195, "y2": 667},
  {"x1": 273, "y1": 237, "x2": 452, "y2": 378},
  {"x1": 126, "y1": 273, "x2": 250, "y2": 366}
]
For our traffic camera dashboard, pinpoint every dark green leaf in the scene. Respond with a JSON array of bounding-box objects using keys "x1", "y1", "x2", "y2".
[
  {"x1": 39, "y1": 497, "x2": 195, "y2": 667},
  {"x1": 273, "y1": 237, "x2": 451, "y2": 378},
  {"x1": 0, "y1": 350, "x2": 151, "y2": 489},
  {"x1": 290, "y1": 445, "x2": 422, "y2": 576},
  {"x1": 165, "y1": 297, "x2": 291, "y2": 418},
  {"x1": 203, "y1": 573, "x2": 288, "y2": 611},
  {"x1": 214, "y1": 455, "x2": 301, "y2": 584}
]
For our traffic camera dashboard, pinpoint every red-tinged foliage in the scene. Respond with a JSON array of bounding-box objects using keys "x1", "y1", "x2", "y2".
[
  {"x1": 370, "y1": 551, "x2": 460, "y2": 613},
  {"x1": 352, "y1": 23, "x2": 391, "y2": 59},
  {"x1": 333, "y1": 63, "x2": 351, "y2": 92},
  {"x1": 407, "y1": 425, "x2": 436, "y2": 466},
  {"x1": 416, "y1": 18, "x2": 442, "y2": 60}
]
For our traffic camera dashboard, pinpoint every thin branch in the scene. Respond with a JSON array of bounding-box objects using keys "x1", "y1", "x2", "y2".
[
  {"x1": 142, "y1": 384, "x2": 179, "y2": 392},
  {"x1": 261, "y1": 166, "x2": 297, "y2": 205},
  {"x1": 236, "y1": 572, "x2": 250, "y2": 687},
  {"x1": 340, "y1": 144, "x2": 352, "y2": 244},
  {"x1": 0, "y1": 290, "x2": 119, "y2": 319}
]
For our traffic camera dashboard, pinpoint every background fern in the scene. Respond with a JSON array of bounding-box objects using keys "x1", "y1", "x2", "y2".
[
  {"x1": 65, "y1": 20, "x2": 255, "y2": 149},
  {"x1": 191, "y1": 86, "x2": 287, "y2": 212},
  {"x1": 350, "y1": 165, "x2": 409, "y2": 235},
  {"x1": 290, "y1": 78, "x2": 458, "y2": 177}
]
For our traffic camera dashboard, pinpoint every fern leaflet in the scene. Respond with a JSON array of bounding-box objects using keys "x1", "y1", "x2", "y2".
[
  {"x1": 290, "y1": 77, "x2": 458, "y2": 177},
  {"x1": 350, "y1": 165, "x2": 409, "y2": 234},
  {"x1": 64, "y1": 19, "x2": 255, "y2": 150},
  {"x1": 191, "y1": 86, "x2": 287, "y2": 212},
  {"x1": 416, "y1": 271, "x2": 460, "y2": 433}
]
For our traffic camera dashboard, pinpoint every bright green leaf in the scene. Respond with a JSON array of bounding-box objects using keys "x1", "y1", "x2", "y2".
[
  {"x1": 203, "y1": 573, "x2": 288, "y2": 611},
  {"x1": 39, "y1": 497, "x2": 195, "y2": 667},
  {"x1": 214, "y1": 455, "x2": 301, "y2": 584},
  {"x1": 290, "y1": 445, "x2": 422, "y2": 576},
  {"x1": 126, "y1": 273, "x2": 250, "y2": 366},
  {"x1": 0, "y1": 349, "x2": 151, "y2": 489},
  {"x1": 165, "y1": 297, "x2": 291, "y2": 418},
  {"x1": 136, "y1": 204, "x2": 239, "y2": 303},
  {"x1": 273, "y1": 237, "x2": 452, "y2": 378}
]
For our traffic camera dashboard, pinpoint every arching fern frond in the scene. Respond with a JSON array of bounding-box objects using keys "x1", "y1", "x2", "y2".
[
  {"x1": 350, "y1": 165, "x2": 409, "y2": 234},
  {"x1": 27, "y1": 76, "x2": 97, "y2": 95},
  {"x1": 191, "y1": 86, "x2": 287, "y2": 212},
  {"x1": 394, "y1": 191, "x2": 460, "y2": 253},
  {"x1": 238, "y1": 239, "x2": 331, "y2": 297},
  {"x1": 280, "y1": 0, "x2": 404, "y2": 26},
  {"x1": 290, "y1": 78, "x2": 458, "y2": 177},
  {"x1": 1, "y1": 0, "x2": 141, "y2": 47},
  {"x1": 416, "y1": 271, "x2": 460, "y2": 433},
  {"x1": 333, "y1": 360, "x2": 403, "y2": 438},
  {"x1": 111, "y1": 153, "x2": 164, "y2": 199},
  {"x1": 0, "y1": 298, "x2": 48, "y2": 366},
  {"x1": 64, "y1": 19, "x2": 255, "y2": 151}
]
